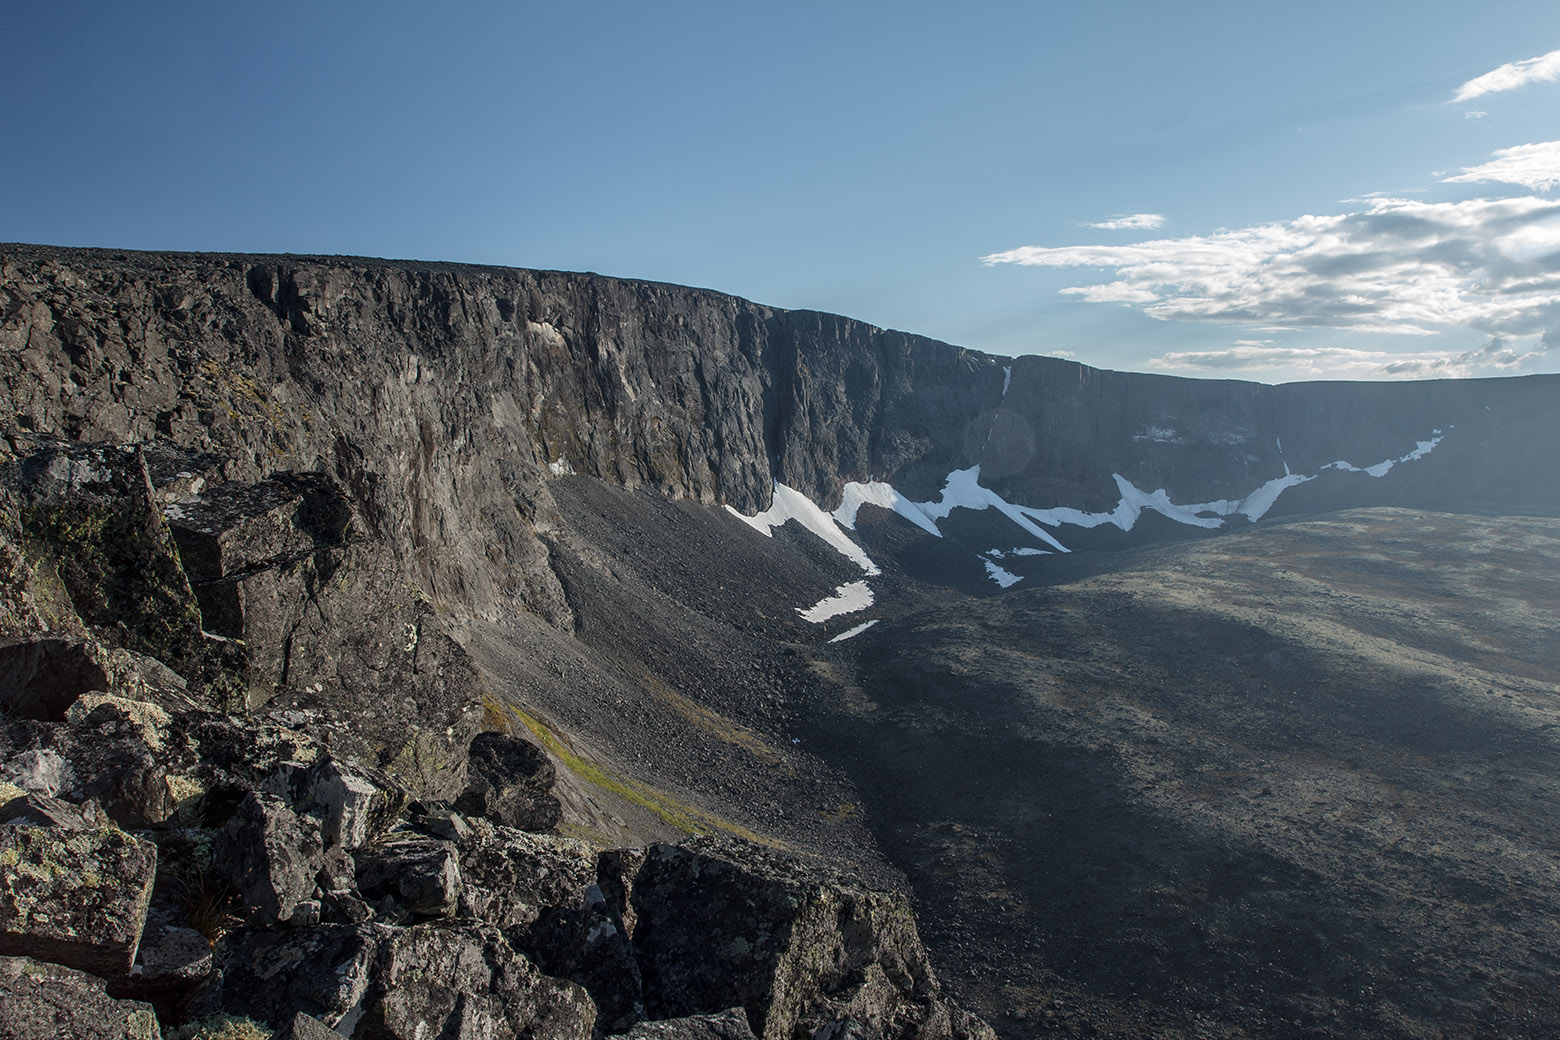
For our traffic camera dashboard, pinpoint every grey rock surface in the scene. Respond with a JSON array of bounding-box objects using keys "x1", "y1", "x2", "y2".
[
  {"x1": 623, "y1": 838, "x2": 982, "y2": 1040},
  {"x1": 355, "y1": 836, "x2": 463, "y2": 918},
  {"x1": 455, "y1": 730, "x2": 562, "y2": 832},
  {"x1": 624, "y1": 1007, "x2": 759, "y2": 1040},
  {"x1": 210, "y1": 791, "x2": 324, "y2": 924},
  {"x1": 0, "y1": 825, "x2": 157, "y2": 977},
  {"x1": 0, "y1": 955, "x2": 161, "y2": 1040}
]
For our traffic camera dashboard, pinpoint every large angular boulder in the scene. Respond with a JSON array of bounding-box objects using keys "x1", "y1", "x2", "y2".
[
  {"x1": 0, "y1": 825, "x2": 156, "y2": 977},
  {"x1": 355, "y1": 837, "x2": 462, "y2": 918},
  {"x1": 262, "y1": 757, "x2": 383, "y2": 851},
  {"x1": 190, "y1": 921, "x2": 596, "y2": 1040},
  {"x1": 0, "y1": 955, "x2": 161, "y2": 1040},
  {"x1": 454, "y1": 731, "x2": 561, "y2": 832},
  {"x1": 184, "y1": 923, "x2": 380, "y2": 1030},
  {"x1": 456, "y1": 823, "x2": 597, "y2": 930},
  {"x1": 0, "y1": 791, "x2": 109, "y2": 830},
  {"x1": 210, "y1": 791, "x2": 323, "y2": 924},
  {"x1": 360, "y1": 921, "x2": 595, "y2": 1040},
  {"x1": 622, "y1": 838, "x2": 994, "y2": 1040},
  {"x1": 0, "y1": 638, "x2": 109, "y2": 720}
]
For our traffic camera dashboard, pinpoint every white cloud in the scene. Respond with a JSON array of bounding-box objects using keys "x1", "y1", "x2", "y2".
[
  {"x1": 1453, "y1": 48, "x2": 1560, "y2": 102},
  {"x1": 1085, "y1": 213, "x2": 1165, "y2": 231},
  {"x1": 1147, "y1": 337, "x2": 1551, "y2": 379},
  {"x1": 1443, "y1": 140, "x2": 1560, "y2": 193},
  {"x1": 1465, "y1": 110, "x2": 1488, "y2": 120},
  {"x1": 981, "y1": 193, "x2": 1560, "y2": 340}
]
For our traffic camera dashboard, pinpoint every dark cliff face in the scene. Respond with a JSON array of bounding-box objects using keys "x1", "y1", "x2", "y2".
[{"x1": 3, "y1": 243, "x2": 1557, "y2": 632}]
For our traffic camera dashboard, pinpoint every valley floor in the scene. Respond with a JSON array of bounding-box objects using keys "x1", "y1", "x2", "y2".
[{"x1": 531, "y1": 481, "x2": 1560, "y2": 1039}]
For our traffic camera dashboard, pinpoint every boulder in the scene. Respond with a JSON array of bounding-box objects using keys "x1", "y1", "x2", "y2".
[
  {"x1": 625, "y1": 1008, "x2": 760, "y2": 1040},
  {"x1": 185, "y1": 923, "x2": 380, "y2": 1030},
  {"x1": 0, "y1": 638, "x2": 109, "y2": 720},
  {"x1": 112, "y1": 911, "x2": 214, "y2": 997},
  {"x1": 210, "y1": 791, "x2": 324, "y2": 924},
  {"x1": 355, "y1": 837, "x2": 462, "y2": 918},
  {"x1": 456, "y1": 823, "x2": 597, "y2": 930},
  {"x1": 190, "y1": 921, "x2": 596, "y2": 1040},
  {"x1": 263, "y1": 757, "x2": 382, "y2": 851},
  {"x1": 624, "y1": 838, "x2": 992, "y2": 1040},
  {"x1": 0, "y1": 955, "x2": 161, "y2": 1040},
  {"x1": 58, "y1": 706, "x2": 174, "y2": 827},
  {"x1": 454, "y1": 731, "x2": 562, "y2": 832},
  {"x1": 1, "y1": 747, "x2": 68, "y2": 796},
  {"x1": 276, "y1": 1012, "x2": 349, "y2": 1040},
  {"x1": 0, "y1": 791, "x2": 109, "y2": 830},
  {"x1": 0, "y1": 825, "x2": 156, "y2": 977},
  {"x1": 359, "y1": 921, "x2": 595, "y2": 1040}
]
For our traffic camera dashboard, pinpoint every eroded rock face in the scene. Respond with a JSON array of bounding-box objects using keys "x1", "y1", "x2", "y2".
[{"x1": 0, "y1": 825, "x2": 157, "y2": 977}]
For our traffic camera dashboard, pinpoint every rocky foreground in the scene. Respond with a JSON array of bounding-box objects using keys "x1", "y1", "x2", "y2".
[{"x1": 0, "y1": 435, "x2": 991, "y2": 1040}]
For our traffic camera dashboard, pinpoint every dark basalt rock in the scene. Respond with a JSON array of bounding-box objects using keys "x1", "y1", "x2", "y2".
[
  {"x1": 621, "y1": 838, "x2": 990, "y2": 1040},
  {"x1": 210, "y1": 791, "x2": 324, "y2": 925},
  {"x1": 0, "y1": 825, "x2": 157, "y2": 978},
  {"x1": 0, "y1": 638, "x2": 110, "y2": 720},
  {"x1": 454, "y1": 730, "x2": 562, "y2": 832},
  {"x1": 624, "y1": 1007, "x2": 759, "y2": 1040},
  {"x1": 0, "y1": 955, "x2": 161, "y2": 1040},
  {"x1": 354, "y1": 836, "x2": 463, "y2": 918}
]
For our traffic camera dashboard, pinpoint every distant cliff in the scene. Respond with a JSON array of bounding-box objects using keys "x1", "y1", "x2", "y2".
[{"x1": 4, "y1": 243, "x2": 1557, "y2": 630}]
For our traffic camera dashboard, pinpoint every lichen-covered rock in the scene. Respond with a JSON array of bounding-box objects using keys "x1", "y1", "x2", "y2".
[
  {"x1": 361, "y1": 921, "x2": 596, "y2": 1040},
  {"x1": 623, "y1": 838, "x2": 990, "y2": 1040},
  {"x1": 210, "y1": 792, "x2": 323, "y2": 924},
  {"x1": 0, "y1": 955, "x2": 161, "y2": 1040},
  {"x1": 59, "y1": 702, "x2": 175, "y2": 827},
  {"x1": 0, "y1": 791, "x2": 109, "y2": 830},
  {"x1": 275, "y1": 1012, "x2": 348, "y2": 1040},
  {"x1": 0, "y1": 825, "x2": 157, "y2": 977},
  {"x1": 262, "y1": 757, "x2": 382, "y2": 851},
  {"x1": 185, "y1": 923, "x2": 379, "y2": 1030},
  {"x1": 625, "y1": 1008, "x2": 759, "y2": 1040},
  {"x1": 355, "y1": 837, "x2": 462, "y2": 918},
  {"x1": 454, "y1": 731, "x2": 562, "y2": 832},
  {"x1": 191, "y1": 921, "x2": 596, "y2": 1040},
  {"x1": 108, "y1": 910, "x2": 214, "y2": 1000},
  {"x1": 0, "y1": 747, "x2": 68, "y2": 796},
  {"x1": 455, "y1": 823, "x2": 597, "y2": 930}
]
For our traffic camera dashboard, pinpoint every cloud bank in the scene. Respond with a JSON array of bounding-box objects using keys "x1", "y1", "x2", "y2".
[
  {"x1": 1147, "y1": 338, "x2": 1544, "y2": 379},
  {"x1": 1444, "y1": 140, "x2": 1560, "y2": 193},
  {"x1": 1085, "y1": 213, "x2": 1164, "y2": 231},
  {"x1": 1453, "y1": 48, "x2": 1560, "y2": 102},
  {"x1": 982, "y1": 193, "x2": 1560, "y2": 340}
]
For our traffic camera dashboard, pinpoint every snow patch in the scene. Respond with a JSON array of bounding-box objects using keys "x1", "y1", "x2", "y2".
[
  {"x1": 829, "y1": 619, "x2": 880, "y2": 643},
  {"x1": 833, "y1": 480, "x2": 943, "y2": 537},
  {"x1": 799, "y1": 580, "x2": 875, "y2": 623},
  {"x1": 548, "y1": 457, "x2": 576, "y2": 477},
  {"x1": 728, "y1": 482, "x2": 881, "y2": 575},
  {"x1": 982, "y1": 557, "x2": 1023, "y2": 588},
  {"x1": 1321, "y1": 431, "x2": 1446, "y2": 480},
  {"x1": 1002, "y1": 366, "x2": 1013, "y2": 397}
]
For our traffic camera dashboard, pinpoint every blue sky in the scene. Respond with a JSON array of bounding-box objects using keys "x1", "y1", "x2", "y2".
[{"x1": 6, "y1": 2, "x2": 1560, "y2": 383}]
